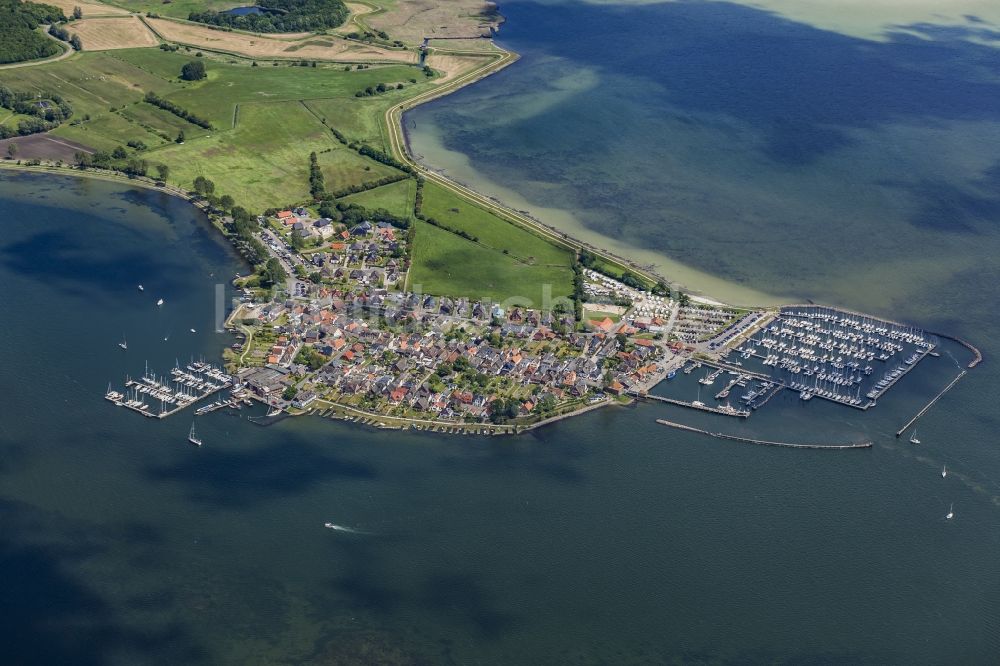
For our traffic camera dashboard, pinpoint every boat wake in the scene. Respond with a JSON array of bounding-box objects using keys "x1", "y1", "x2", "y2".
[{"x1": 324, "y1": 522, "x2": 371, "y2": 535}]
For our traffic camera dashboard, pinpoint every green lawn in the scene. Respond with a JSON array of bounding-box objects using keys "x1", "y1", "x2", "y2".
[
  {"x1": 409, "y1": 220, "x2": 573, "y2": 305},
  {"x1": 420, "y1": 181, "x2": 573, "y2": 268},
  {"x1": 338, "y1": 177, "x2": 415, "y2": 217}
]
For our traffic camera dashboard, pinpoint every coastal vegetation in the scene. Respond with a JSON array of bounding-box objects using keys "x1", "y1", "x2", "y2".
[{"x1": 0, "y1": 0, "x2": 65, "y2": 64}]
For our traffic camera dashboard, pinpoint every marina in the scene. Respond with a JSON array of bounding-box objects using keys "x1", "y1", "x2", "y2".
[
  {"x1": 104, "y1": 361, "x2": 233, "y2": 419},
  {"x1": 730, "y1": 306, "x2": 937, "y2": 410}
]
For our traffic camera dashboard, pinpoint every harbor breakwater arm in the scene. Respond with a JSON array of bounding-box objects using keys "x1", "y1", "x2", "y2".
[{"x1": 655, "y1": 418, "x2": 872, "y2": 450}]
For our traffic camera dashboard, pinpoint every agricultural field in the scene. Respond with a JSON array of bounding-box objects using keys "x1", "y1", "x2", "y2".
[
  {"x1": 368, "y1": 0, "x2": 502, "y2": 44},
  {"x1": 420, "y1": 181, "x2": 573, "y2": 268},
  {"x1": 409, "y1": 220, "x2": 574, "y2": 305},
  {"x1": 43, "y1": 0, "x2": 129, "y2": 16},
  {"x1": 338, "y1": 177, "x2": 415, "y2": 217},
  {"x1": 70, "y1": 17, "x2": 160, "y2": 51},
  {"x1": 144, "y1": 17, "x2": 416, "y2": 63}
]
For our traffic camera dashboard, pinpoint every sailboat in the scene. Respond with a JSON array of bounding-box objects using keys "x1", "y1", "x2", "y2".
[
  {"x1": 157, "y1": 298, "x2": 164, "y2": 306},
  {"x1": 909, "y1": 429, "x2": 921, "y2": 444},
  {"x1": 187, "y1": 421, "x2": 202, "y2": 447},
  {"x1": 118, "y1": 335, "x2": 128, "y2": 351},
  {"x1": 138, "y1": 284, "x2": 144, "y2": 291},
  {"x1": 946, "y1": 503, "x2": 954, "y2": 520},
  {"x1": 942, "y1": 465, "x2": 947, "y2": 478}
]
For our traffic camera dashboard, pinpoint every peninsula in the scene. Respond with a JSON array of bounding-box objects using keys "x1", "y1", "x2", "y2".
[{"x1": 0, "y1": 0, "x2": 978, "y2": 436}]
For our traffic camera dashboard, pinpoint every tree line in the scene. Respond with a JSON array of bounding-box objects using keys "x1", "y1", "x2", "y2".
[
  {"x1": 143, "y1": 92, "x2": 212, "y2": 129},
  {"x1": 188, "y1": 0, "x2": 348, "y2": 34}
]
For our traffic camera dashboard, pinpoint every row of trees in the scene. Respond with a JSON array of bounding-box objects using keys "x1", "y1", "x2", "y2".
[
  {"x1": 143, "y1": 92, "x2": 212, "y2": 129},
  {"x1": 357, "y1": 143, "x2": 413, "y2": 174},
  {"x1": 74, "y1": 150, "x2": 149, "y2": 177},
  {"x1": 47, "y1": 24, "x2": 81, "y2": 50},
  {"x1": 188, "y1": 0, "x2": 349, "y2": 34},
  {"x1": 308, "y1": 151, "x2": 324, "y2": 200},
  {"x1": 354, "y1": 82, "x2": 405, "y2": 98}
]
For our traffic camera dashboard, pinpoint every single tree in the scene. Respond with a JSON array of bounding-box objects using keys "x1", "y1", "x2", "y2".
[
  {"x1": 156, "y1": 164, "x2": 170, "y2": 182},
  {"x1": 218, "y1": 194, "x2": 234, "y2": 211},
  {"x1": 70, "y1": 34, "x2": 82, "y2": 51},
  {"x1": 6, "y1": 143, "x2": 18, "y2": 160},
  {"x1": 175, "y1": 130, "x2": 185, "y2": 144},
  {"x1": 180, "y1": 60, "x2": 206, "y2": 81},
  {"x1": 72, "y1": 6, "x2": 82, "y2": 19}
]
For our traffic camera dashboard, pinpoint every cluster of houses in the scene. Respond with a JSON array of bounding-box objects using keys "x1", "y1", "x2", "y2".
[
  {"x1": 233, "y1": 283, "x2": 671, "y2": 423},
  {"x1": 225, "y1": 211, "x2": 760, "y2": 424}
]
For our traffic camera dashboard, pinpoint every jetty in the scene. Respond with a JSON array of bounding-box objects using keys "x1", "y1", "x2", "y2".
[
  {"x1": 895, "y1": 369, "x2": 968, "y2": 437},
  {"x1": 655, "y1": 419, "x2": 872, "y2": 450},
  {"x1": 632, "y1": 392, "x2": 750, "y2": 418}
]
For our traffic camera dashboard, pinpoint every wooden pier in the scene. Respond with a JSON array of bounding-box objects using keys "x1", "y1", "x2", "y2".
[
  {"x1": 895, "y1": 369, "x2": 968, "y2": 437},
  {"x1": 655, "y1": 418, "x2": 872, "y2": 450}
]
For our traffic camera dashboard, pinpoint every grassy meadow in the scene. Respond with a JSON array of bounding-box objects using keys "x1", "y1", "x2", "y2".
[
  {"x1": 338, "y1": 177, "x2": 415, "y2": 217},
  {"x1": 409, "y1": 219, "x2": 573, "y2": 304},
  {"x1": 2, "y1": 39, "x2": 580, "y2": 304}
]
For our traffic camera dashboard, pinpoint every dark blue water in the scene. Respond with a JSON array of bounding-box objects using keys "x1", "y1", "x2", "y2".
[
  {"x1": 3, "y1": 169, "x2": 1000, "y2": 664},
  {"x1": 9, "y1": 3, "x2": 1000, "y2": 657},
  {"x1": 223, "y1": 6, "x2": 263, "y2": 16}
]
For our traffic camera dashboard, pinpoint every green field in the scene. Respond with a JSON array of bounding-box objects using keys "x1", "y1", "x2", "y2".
[
  {"x1": 409, "y1": 220, "x2": 573, "y2": 305},
  {"x1": 420, "y1": 181, "x2": 573, "y2": 268},
  {"x1": 301, "y1": 97, "x2": 388, "y2": 147},
  {"x1": 147, "y1": 100, "x2": 401, "y2": 209},
  {"x1": 2, "y1": 42, "x2": 580, "y2": 305},
  {"x1": 338, "y1": 177, "x2": 415, "y2": 216},
  {"x1": 0, "y1": 52, "x2": 181, "y2": 119}
]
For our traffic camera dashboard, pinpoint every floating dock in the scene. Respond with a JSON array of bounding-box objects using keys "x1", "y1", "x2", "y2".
[
  {"x1": 105, "y1": 361, "x2": 233, "y2": 419},
  {"x1": 655, "y1": 418, "x2": 872, "y2": 450}
]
